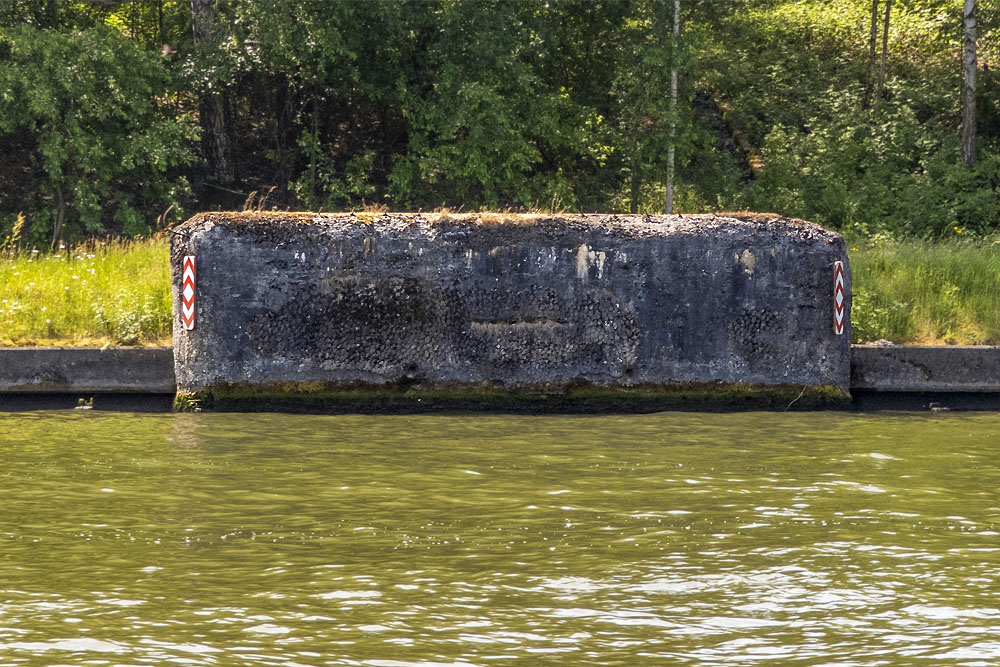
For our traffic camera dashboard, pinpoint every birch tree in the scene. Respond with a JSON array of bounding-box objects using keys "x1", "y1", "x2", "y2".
[
  {"x1": 873, "y1": 0, "x2": 891, "y2": 113},
  {"x1": 664, "y1": 0, "x2": 680, "y2": 214},
  {"x1": 962, "y1": 0, "x2": 977, "y2": 168},
  {"x1": 863, "y1": 0, "x2": 879, "y2": 110}
]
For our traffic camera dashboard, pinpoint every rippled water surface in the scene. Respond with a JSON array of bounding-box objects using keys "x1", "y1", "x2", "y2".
[{"x1": 2, "y1": 411, "x2": 999, "y2": 665}]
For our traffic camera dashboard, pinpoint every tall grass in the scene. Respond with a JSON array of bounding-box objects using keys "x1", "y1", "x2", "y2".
[
  {"x1": 0, "y1": 237, "x2": 171, "y2": 346},
  {"x1": 849, "y1": 236, "x2": 1000, "y2": 345}
]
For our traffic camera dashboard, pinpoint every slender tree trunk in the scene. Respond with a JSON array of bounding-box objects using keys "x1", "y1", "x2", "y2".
[
  {"x1": 52, "y1": 186, "x2": 65, "y2": 250},
  {"x1": 191, "y1": 0, "x2": 234, "y2": 185},
  {"x1": 962, "y1": 0, "x2": 977, "y2": 168},
  {"x1": 272, "y1": 73, "x2": 294, "y2": 197},
  {"x1": 874, "y1": 0, "x2": 891, "y2": 113},
  {"x1": 664, "y1": 0, "x2": 680, "y2": 215},
  {"x1": 157, "y1": 0, "x2": 164, "y2": 48},
  {"x1": 310, "y1": 99, "x2": 320, "y2": 206},
  {"x1": 863, "y1": 0, "x2": 879, "y2": 110},
  {"x1": 629, "y1": 166, "x2": 640, "y2": 214}
]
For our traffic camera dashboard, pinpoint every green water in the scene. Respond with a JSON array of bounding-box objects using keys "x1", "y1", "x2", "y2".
[{"x1": 1, "y1": 412, "x2": 999, "y2": 665}]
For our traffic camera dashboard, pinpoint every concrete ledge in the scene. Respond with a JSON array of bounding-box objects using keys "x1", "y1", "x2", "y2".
[
  {"x1": 851, "y1": 345, "x2": 1000, "y2": 392},
  {"x1": 1, "y1": 345, "x2": 998, "y2": 411},
  {"x1": 0, "y1": 392, "x2": 174, "y2": 412},
  {"x1": 0, "y1": 347, "x2": 175, "y2": 393},
  {"x1": 851, "y1": 390, "x2": 1000, "y2": 412}
]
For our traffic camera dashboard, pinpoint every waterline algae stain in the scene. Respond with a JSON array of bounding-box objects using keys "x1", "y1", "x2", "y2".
[
  {"x1": 1, "y1": 411, "x2": 999, "y2": 663},
  {"x1": 171, "y1": 212, "x2": 851, "y2": 410}
]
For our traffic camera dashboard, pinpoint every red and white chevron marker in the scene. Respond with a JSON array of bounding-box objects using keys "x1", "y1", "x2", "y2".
[
  {"x1": 833, "y1": 260, "x2": 845, "y2": 335},
  {"x1": 181, "y1": 255, "x2": 196, "y2": 331}
]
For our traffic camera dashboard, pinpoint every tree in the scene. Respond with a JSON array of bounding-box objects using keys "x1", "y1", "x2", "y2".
[
  {"x1": 608, "y1": 0, "x2": 675, "y2": 213},
  {"x1": 388, "y1": 1, "x2": 603, "y2": 210},
  {"x1": 0, "y1": 25, "x2": 195, "y2": 243},
  {"x1": 863, "y1": 0, "x2": 879, "y2": 110},
  {"x1": 962, "y1": 0, "x2": 977, "y2": 168},
  {"x1": 664, "y1": 0, "x2": 680, "y2": 214},
  {"x1": 191, "y1": 0, "x2": 234, "y2": 185},
  {"x1": 874, "y1": 0, "x2": 891, "y2": 113}
]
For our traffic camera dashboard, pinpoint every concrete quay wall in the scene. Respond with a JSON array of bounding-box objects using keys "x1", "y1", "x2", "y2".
[
  {"x1": 170, "y1": 212, "x2": 852, "y2": 399},
  {"x1": 851, "y1": 345, "x2": 1000, "y2": 393},
  {"x1": 0, "y1": 347, "x2": 175, "y2": 393},
  {"x1": 0, "y1": 345, "x2": 997, "y2": 410}
]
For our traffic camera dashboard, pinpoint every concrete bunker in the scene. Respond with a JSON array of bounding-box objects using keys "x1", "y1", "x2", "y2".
[{"x1": 170, "y1": 212, "x2": 851, "y2": 411}]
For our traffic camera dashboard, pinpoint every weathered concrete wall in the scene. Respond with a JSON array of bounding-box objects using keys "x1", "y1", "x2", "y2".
[
  {"x1": 851, "y1": 345, "x2": 1000, "y2": 392},
  {"x1": 0, "y1": 347, "x2": 175, "y2": 393},
  {"x1": 171, "y1": 213, "x2": 851, "y2": 399}
]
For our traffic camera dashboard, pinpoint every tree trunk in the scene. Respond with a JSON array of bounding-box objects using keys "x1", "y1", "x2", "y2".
[
  {"x1": 51, "y1": 186, "x2": 65, "y2": 250},
  {"x1": 310, "y1": 99, "x2": 320, "y2": 206},
  {"x1": 664, "y1": 0, "x2": 680, "y2": 215},
  {"x1": 863, "y1": 0, "x2": 879, "y2": 110},
  {"x1": 962, "y1": 0, "x2": 977, "y2": 168},
  {"x1": 157, "y1": 0, "x2": 164, "y2": 48},
  {"x1": 630, "y1": 166, "x2": 640, "y2": 214},
  {"x1": 191, "y1": 0, "x2": 234, "y2": 185},
  {"x1": 874, "y1": 0, "x2": 891, "y2": 113}
]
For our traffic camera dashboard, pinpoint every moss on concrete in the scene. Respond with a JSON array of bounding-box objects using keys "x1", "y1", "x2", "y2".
[{"x1": 174, "y1": 380, "x2": 850, "y2": 414}]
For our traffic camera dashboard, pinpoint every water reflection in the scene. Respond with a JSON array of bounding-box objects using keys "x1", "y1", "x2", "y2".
[
  {"x1": 1, "y1": 411, "x2": 999, "y2": 664},
  {"x1": 168, "y1": 412, "x2": 206, "y2": 449}
]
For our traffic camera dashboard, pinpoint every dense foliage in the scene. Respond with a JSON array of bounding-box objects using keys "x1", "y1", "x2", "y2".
[{"x1": 1, "y1": 0, "x2": 998, "y2": 243}]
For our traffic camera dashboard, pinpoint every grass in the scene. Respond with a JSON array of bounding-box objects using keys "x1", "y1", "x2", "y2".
[
  {"x1": 848, "y1": 235, "x2": 1000, "y2": 345},
  {"x1": 0, "y1": 237, "x2": 171, "y2": 346},
  {"x1": 0, "y1": 228, "x2": 997, "y2": 347}
]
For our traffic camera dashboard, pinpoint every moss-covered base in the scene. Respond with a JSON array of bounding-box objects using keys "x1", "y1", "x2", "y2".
[{"x1": 173, "y1": 380, "x2": 850, "y2": 414}]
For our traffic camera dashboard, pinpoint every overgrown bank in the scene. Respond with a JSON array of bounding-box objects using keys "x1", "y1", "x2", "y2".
[
  {"x1": 849, "y1": 234, "x2": 1000, "y2": 345},
  {"x1": 0, "y1": 238, "x2": 170, "y2": 346},
  {"x1": 1, "y1": 235, "x2": 996, "y2": 348}
]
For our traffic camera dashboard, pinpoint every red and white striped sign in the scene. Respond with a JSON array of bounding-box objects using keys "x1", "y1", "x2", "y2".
[
  {"x1": 833, "y1": 260, "x2": 845, "y2": 335},
  {"x1": 181, "y1": 255, "x2": 196, "y2": 330}
]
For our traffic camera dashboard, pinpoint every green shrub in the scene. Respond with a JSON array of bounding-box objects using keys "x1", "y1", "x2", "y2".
[
  {"x1": 93, "y1": 291, "x2": 169, "y2": 346},
  {"x1": 0, "y1": 25, "x2": 195, "y2": 243}
]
